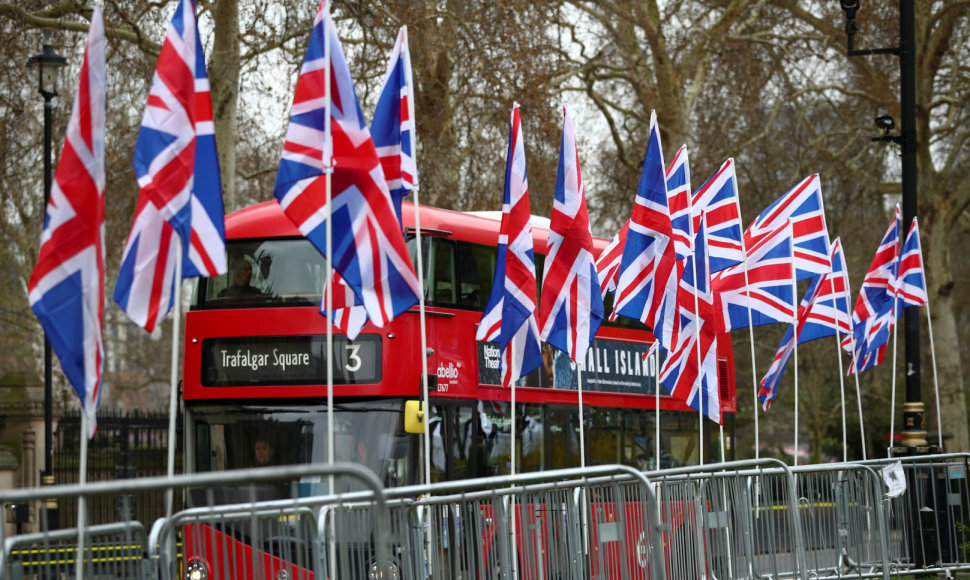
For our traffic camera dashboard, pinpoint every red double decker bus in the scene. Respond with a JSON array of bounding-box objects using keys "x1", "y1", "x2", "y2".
[{"x1": 182, "y1": 200, "x2": 737, "y2": 488}]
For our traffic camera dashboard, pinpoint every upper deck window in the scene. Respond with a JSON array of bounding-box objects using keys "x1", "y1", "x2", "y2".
[{"x1": 199, "y1": 239, "x2": 328, "y2": 308}]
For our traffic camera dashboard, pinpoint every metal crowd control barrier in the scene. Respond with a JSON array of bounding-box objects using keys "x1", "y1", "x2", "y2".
[
  {"x1": 858, "y1": 453, "x2": 970, "y2": 577},
  {"x1": 0, "y1": 462, "x2": 392, "y2": 580},
  {"x1": 320, "y1": 464, "x2": 667, "y2": 580},
  {"x1": 648, "y1": 458, "x2": 809, "y2": 580}
]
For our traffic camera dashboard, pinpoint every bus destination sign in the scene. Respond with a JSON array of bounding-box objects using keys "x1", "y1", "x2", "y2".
[{"x1": 202, "y1": 335, "x2": 381, "y2": 386}]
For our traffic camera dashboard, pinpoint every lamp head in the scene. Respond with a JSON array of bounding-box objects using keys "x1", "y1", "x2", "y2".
[
  {"x1": 27, "y1": 40, "x2": 68, "y2": 98},
  {"x1": 875, "y1": 115, "x2": 896, "y2": 134},
  {"x1": 840, "y1": 0, "x2": 859, "y2": 20}
]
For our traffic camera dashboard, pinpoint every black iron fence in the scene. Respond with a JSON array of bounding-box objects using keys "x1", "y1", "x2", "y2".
[{"x1": 54, "y1": 410, "x2": 183, "y2": 527}]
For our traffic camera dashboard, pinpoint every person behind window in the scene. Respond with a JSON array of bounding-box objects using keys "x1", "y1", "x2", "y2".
[
  {"x1": 220, "y1": 258, "x2": 261, "y2": 297},
  {"x1": 253, "y1": 437, "x2": 276, "y2": 467}
]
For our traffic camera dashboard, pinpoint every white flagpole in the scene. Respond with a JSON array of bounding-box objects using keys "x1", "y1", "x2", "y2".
[
  {"x1": 692, "y1": 218, "x2": 704, "y2": 466},
  {"x1": 401, "y1": 25, "x2": 432, "y2": 486},
  {"x1": 789, "y1": 221, "x2": 799, "y2": 466},
  {"x1": 322, "y1": 12, "x2": 337, "y2": 580},
  {"x1": 654, "y1": 347, "x2": 660, "y2": 469},
  {"x1": 839, "y1": 248, "x2": 867, "y2": 460},
  {"x1": 925, "y1": 299, "x2": 942, "y2": 448},
  {"x1": 76, "y1": 413, "x2": 89, "y2": 579},
  {"x1": 577, "y1": 365, "x2": 586, "y2": 468},
  {"x1": 165, "y1": 239, "x2": 182, "y2": 517},
  {"x1": 889, "y1": 301, "x2": 899, "y2": 457},
  {"x1": 828, "y1": 270, "x2": 849, "y2": 462}
]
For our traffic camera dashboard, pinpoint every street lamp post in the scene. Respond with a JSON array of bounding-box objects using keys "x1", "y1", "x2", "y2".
[
  {"x1": 28, "y1": 39, "x2": 67, "y2": 527},
  {"x1": 840, "y1": 0, "x2": 927, "y2": 452}
]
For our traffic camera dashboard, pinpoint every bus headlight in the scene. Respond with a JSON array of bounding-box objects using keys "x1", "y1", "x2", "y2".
[{"x1": 185, "y1": 560, "x2": 208, "y2": 580}]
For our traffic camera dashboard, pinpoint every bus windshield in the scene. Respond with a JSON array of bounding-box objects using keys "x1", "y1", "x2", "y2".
[
  {"x1": 190, "y1": 400, "x2": 417, "y2": 493},
  {"x1": 201, "y1": 239, "x2": 328, "y2": 307}
]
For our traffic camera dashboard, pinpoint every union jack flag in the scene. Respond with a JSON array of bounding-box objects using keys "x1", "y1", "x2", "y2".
[
  {"x1": 799, "y1": 238, "x2": 852, "y2": 343},
  {"x1": 896, "y1": 217, "x2": 927, "y2": 310},
  {"x1": 114, "y1": 0, "x2": 226, "y2": 332},
  {"x1": 371, "y1": 26, "x2": 417, "y2": 224},
  {"x1": 712, "y1": 223, "x2": 795, "y2": 334},
  {"x1": 691, "y1": 158, "x2": 743, "y2": 273},
  {"x1": 595, "y1": 220, "x2": 628, "y2": 302},
  {"x1": 28, "y1": 5, "x2": 105, "y2": 438},
  {"x1": 477, "y1": 104, "x2": 541, "y2": 387},
  {"x1": 322, "y1": 271, "x2": 369, "y2": 339},
  {"x1": 744, "y1": 174, "x2": 831, "y2": 280},
  {"x1": 274, "y1": 0, "x2": 420, "y2": 331},
  {"x1": 665, "y1": 145, "x2": 692, "y2": 260},
  {"x1": 847, "y1": 207, "x2": 899, "y2": 374},
  {"x1": 613, "y1": 111, "x2": 676, "y2": 333},
  {"x1": 758, "y1": 269, "x2": 828, "y2": 410},
  {"x1": 539, "y1": 103, "x2": 603, "y2": 362},
  {"x1": 659, "y1": 218, "x2": 720, "y2": 424}
]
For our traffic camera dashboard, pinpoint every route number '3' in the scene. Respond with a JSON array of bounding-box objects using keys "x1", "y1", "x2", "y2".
[{"x1": 345, "y1": 344, "x2": 362, "y2": 372}]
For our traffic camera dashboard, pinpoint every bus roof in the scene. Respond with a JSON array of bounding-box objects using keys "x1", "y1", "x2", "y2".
[{"x1": 225, "y1": 201, "x2": 611, "y2": 254}]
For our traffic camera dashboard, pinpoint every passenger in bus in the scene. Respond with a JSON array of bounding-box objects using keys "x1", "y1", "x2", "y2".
[
  {"x1": 220, "y1": 258, "x2": 262, "y2": 297},
  {"x1": 253, "y1": 437, "x2": 277, "y2": 467}
]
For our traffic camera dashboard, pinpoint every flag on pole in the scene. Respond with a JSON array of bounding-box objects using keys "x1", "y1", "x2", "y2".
[
  {"x1": 613, "y1": 111, "x2": 676, "y2": 332},
  {"x1": 477, "y1": 104, "x2": 542, "y2": 387},
  {"x1": 28, "y1": 5, "x2": 105, "y2": 439},
  {"x1": 895, "y1": 217, "x2": 927, "y2": 310},
  {"x1": 274, "y1": 0, "x2": 421, "y2": 330},
  {"x1": 665, "y1": 145, "x2": 692, "y2": 260},
  {"x1": 744, "y1": 174, "x2": 831, "y2": 280},
  {"x1": 595, "y1": 220, "x2": 628, "y2": 302},
  {"x1": 758, "y1": 271, "x2": 828, "y2": 410},
  {"x1": 114, "y1": 0, "x2": 227, "y2": 332},
  {"x1": 712, "y1": 223, "x2": 795, "y2": 333},
  {"x1": 847, "y1": 207, "x2": 900, "y2": 373},
  {"x1": 691, "y1": 158, "x2": 743, "y2": 273},
  {"x1": 799, "y1": 237, "x2": 852, "y2": 342},
  {"x1": 371, "y1": 26, "x2": 417, "y2": 224},
  {"x1": 539, "y1": 102, "x2": 603, "y2": 362},
  {"x1": 658, "y1": 217, "x2": 720, "y2": 424}
]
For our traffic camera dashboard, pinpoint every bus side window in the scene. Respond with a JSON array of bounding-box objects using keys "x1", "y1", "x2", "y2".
[
  {"x1": 432, "y1": 240, "x2": 456, "y2": 306},
  {"x1": 456, "y1": 242, "x2": 495, "y2": 311}
]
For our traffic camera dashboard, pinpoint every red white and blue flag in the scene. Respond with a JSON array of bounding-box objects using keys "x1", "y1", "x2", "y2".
[
  {"x1": 613, "y1": 111, "x2": 676, "y2": 333},
  {"x1": 712, "y1": 223, "x2": 795, "y2": 333},
  {"x1": 658, "y1": 217, "x2": 720, "y2": 424},
  {"x1": 371, "y1": 26, "x2": 417, "y2": 225},
  {"x1": 799, "y1": 237, "x2": 852, "y2": 343},
  {"x1": 539, "y1": 103, "x2": 603, "y2": 361},
  {"x1": 275, "y1": 0, "x2": 420, "y2": 331},
  {"x1": 691, "y1": 158, "x2": 743, "y2": 273},
  {"x1": 477, "y1": 105, "x2": 542, "y2": 387},
  {"x1": 847, "y1": 207, "x2": 900, "y2": 374},
  {"x1": 114, "y1": 0, "x2": 226, "y2": 332},
  {"x1": 28, "y1": 5, "x2": 105, "y2": 438},
  {"x1": 758, "y1": 268, "x2": 827, "y2": 410},
  {"x1": 595, "y1": 220, "x2": 628, "y2": 302},
  {"x1": 665, "y1": 145, "x2": 692, "y2": 260},
  {"x1": 895, "y1": 217, "x2": 927, "y2": 310},
  {"x1": 744, "y1": 174, "x2": 831, "y2": 281}
]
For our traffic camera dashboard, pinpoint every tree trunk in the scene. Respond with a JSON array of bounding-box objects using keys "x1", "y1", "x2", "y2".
[{"x1": 209, "y1": 0, "x2": 239, "y2": 210}]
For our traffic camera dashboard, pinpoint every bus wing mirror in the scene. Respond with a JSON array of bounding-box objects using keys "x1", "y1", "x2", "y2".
[{"x1": 405, "y1": 400, "x2": 425, "y2": 434}]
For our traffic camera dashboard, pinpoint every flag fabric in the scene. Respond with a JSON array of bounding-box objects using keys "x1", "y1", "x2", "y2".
[
  {"x1": 712, "y1": 223, "x2": 795, "y2": 333},
  {"x1": 691, "y1": 158, "x2": 743, "y2": 273},
  {"x1": 799, "y1": 237, "x2": 852, "y2": 343},
  {"x1": 758, "y1": 270, "x2": 828, "y2": 410},
  {"x1": 114, "y1": 0, "x2": 226, "y2": 332},
  {"x1": 595, "y1": 220, "x2": 628, "y2": 301},
  {"x1": 613, "y1": 111, "x2": 677, "y2": 333},
  {"x1": 665, "y1": 145, "x2": 692, "y2": 260},
  {"x1": 477, "y1": 104, "x2": 542, "y2": 387},
  {"x1": 322, "y1": 271, "x2": 369, "y2": 339},
  {"x1": 28, "y1": 5, "x2": 105, "y2": 438},
  {"x1": 896, "y1": 217, "x2": 927, "y2": 310},
  {"x1": 539, "y1": 103, "x2": 603, "y2": 362},
  {"x1": 847, "y1": 208, "x2": 900, "y2": 374},
  {"x1": 274, "y1": 0, "x2": 421, "y2": 332},
  {"x1": 744, "y1": 174, "x2": 831, "y2": 280},
  {"x1": 658, "y1": 218, "x2": 720, "y2": 424},
  {"x1": 370, "y1": 26, "x2": 417, "y2": 224}
]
